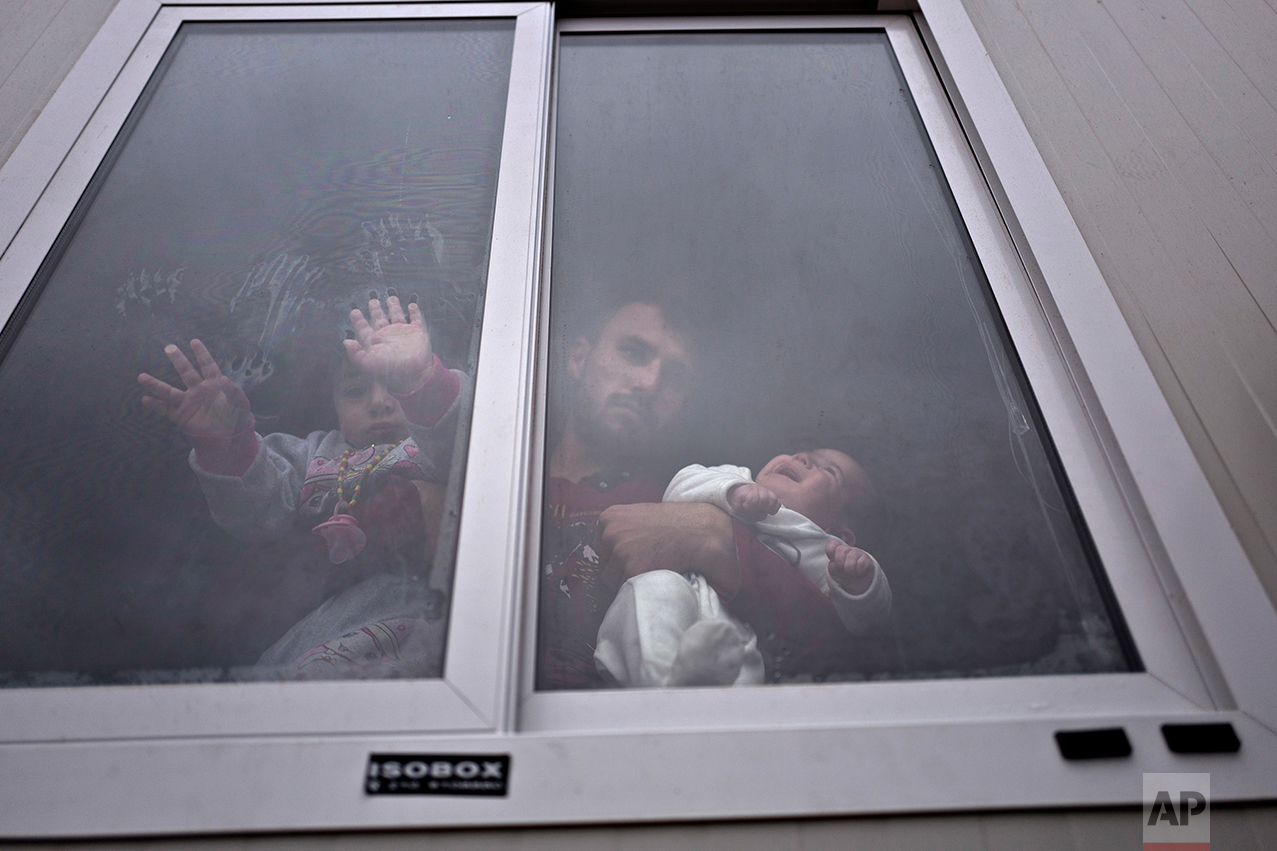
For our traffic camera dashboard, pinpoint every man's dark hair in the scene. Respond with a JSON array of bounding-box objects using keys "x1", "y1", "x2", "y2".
[{"x1": 566, "y1": 284, "x2": 699, "y2": 355}]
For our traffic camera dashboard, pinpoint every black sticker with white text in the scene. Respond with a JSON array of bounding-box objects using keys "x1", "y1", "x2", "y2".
[{"x1": 365, "y1": 753, "x2": 510, "y2": 796}]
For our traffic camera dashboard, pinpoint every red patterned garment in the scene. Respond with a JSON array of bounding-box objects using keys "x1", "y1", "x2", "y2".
[{"x1": 536, "y1": 472, "x2": 845, "y2": 690}]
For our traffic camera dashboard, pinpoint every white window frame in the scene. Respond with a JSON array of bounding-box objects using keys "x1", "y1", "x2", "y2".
[
  {"x1": 0, "y1": 1, "x2": 1273, "y2": 839},
  {"x1": 0, "y1": 0, "x2": 553, "y2": 741}
]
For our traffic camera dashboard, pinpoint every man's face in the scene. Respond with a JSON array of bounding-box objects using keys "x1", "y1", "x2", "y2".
[
  {"x1": 333, "y1": 367, "x2": 411, "y2": 448},
  {"x1": 568, "y1": 302, "x2": 692, "y2": 460}
]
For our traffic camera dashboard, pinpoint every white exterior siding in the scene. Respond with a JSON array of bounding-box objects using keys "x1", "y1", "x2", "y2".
[
  {"x1": 0, "y1": 0, "x2": 1273, "y2": 845},
  {"x1": 0, "y1": 0, "x2": 117, "y2": 168},
  {"x1": 963, "y1": 0, "x2": 1277, "y2": 609},
  {"x1": 0, "y1": 805, "x2": 1274, "y2": 849}
]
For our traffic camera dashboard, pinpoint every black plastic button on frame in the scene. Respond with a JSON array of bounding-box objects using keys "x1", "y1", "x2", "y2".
[
  {"x1": 1162, "y1": 722, "x2": 1241, "y2": 754},
  {"x1": 1054, "y1": 727, "x2": 1132, "y2": 760}
]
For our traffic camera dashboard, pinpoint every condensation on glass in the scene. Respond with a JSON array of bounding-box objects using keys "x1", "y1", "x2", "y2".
[
  {"x1": 0, "y1": 20, "x2": 515, "y2": 685},
  {"x1": 537, "y1": 31, "x2": 1138, "y2": 690}
]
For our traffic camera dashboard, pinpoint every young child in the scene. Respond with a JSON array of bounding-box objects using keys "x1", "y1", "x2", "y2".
[
  {"x1": 138, "y1": 295, "x2": 464, "y2": 678},
  {"x1": 593, "y1": 449, "x2": 891, "y2": 688}
]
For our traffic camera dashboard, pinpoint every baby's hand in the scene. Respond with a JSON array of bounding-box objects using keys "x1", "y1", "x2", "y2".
[
  {"x1": 727, "y1": 482, "x2": 782, "y2": 522},
  {"x1": 826, "y1": 539, "x2": 876, "y2": 596},
  {"x1": 138, "y1": 339, "x2": 253, "y2": 437},
  {"x1": 345, "y1": 295, "x2": 434, "y2": 394}
]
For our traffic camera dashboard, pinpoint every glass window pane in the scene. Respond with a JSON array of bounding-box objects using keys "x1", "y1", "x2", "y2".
[
  {"x1": 0, "y1": 19, "x2": 515, "y2": 685},
  {"x1": 538, "y1": 31, "x2": 1136, "y2": 690}
]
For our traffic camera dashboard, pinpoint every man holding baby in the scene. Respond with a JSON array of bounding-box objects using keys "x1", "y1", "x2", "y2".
[{"x1": 538, "y1": 297, "x2": 883, "y2": 690}]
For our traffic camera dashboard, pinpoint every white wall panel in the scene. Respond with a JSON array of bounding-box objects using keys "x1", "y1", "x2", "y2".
[
  {"x1": 962, "y1": 0, "x2": 1277, "y2": 610},
  {"x1": 3, "y1": 806, "x2": 1277, "y2": 850},
  {"x1": 0, "y1": 0, "x2": 1273, "y2": 846},
  {"x1": 0, "y1": 0, "x2": 119, "y2": 168}
]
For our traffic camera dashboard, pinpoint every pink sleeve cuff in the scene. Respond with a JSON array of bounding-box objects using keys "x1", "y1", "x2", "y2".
[
  {"x1": 189, "y1": 421, "x2": 259, "y2": 477},
  {"x1": 394, "y1": 355, "x2": 460, "y2": 427}
]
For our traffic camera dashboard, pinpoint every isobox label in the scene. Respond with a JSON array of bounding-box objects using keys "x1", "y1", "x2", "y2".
[{"x1": 365, "y1": 753, "x2": 510, "y2": 796}]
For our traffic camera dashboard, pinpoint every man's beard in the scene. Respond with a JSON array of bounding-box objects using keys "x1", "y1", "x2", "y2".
[{"x1": 570, "y1": 389, "x2": 660, "y2": 470}]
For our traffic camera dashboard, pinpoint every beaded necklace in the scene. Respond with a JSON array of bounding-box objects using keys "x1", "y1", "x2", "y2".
[
  {"x1": 312, "y1": 441, "x2": 400, "y2": 564},
  {"x1": 334, "y1": 443, "x2": 395, "y2": 513}
]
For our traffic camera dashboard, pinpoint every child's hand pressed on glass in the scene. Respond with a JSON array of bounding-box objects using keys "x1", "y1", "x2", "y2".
[
  {"x1": 727, "y1": 482, "x2": 782, "y2": 522},
  {"x1": 344, "y1": 295, "x2": 434, "y2": 394},
  {"x1": 826, "y1": 538, "x2": 875, "y2": 596},
  {"x1": 137, "y1": 338, "x2": 253, "y2": 437}
]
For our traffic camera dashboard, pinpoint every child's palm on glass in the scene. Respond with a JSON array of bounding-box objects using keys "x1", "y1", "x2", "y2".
[
  {"x1": 343, "y1": 295, "x2": 434, "y2": 394},
  {"x1": 137, "y1": 338, "x2": 252, "y2": 437}
]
